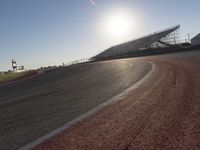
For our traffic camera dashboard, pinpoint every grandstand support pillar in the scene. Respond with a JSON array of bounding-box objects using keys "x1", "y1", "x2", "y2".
[{"x1": 188, "y1": 34, "x2": 191, "y2": 43}]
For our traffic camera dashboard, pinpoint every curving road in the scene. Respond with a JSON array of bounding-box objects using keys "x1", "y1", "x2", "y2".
[
  {"x1": 0, "y1": 59, "x2": 151, "y2": 150},
  {"x1": 33, "y1": 50, "x2": 200, "y2": 150}
]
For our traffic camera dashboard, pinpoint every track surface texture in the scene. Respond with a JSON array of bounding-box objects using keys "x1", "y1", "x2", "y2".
[
  {"x1": 33, "y1": 50, "x2": 200, "y2": 150},
  {"x1": 0, "y1": 59, "x2": 151, "y2": 150}
]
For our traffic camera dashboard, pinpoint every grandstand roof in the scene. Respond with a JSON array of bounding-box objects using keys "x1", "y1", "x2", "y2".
[{"x1": 94, "y1": 25, "x2": 180, "y2": 59}]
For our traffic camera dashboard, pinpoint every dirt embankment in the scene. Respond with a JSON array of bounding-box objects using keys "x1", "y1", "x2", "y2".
[{"x1": 0, "y1": 70, "x2": 40, "y2": 86}]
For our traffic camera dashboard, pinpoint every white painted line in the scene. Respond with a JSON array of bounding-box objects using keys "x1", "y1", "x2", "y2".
[{"x1": 19, "y1": 61, "x2": 156, "y2": 150}]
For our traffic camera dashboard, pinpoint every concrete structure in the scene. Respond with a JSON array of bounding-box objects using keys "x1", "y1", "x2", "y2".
[
  {"x1": 11, "y1": 59, "x2": 25, "y2": 72},
  {"x1": 12, "y1": 59, "x2": 17, "y2": 71},
  {"x1": 94, "y1": 25, "x2": 181, "y2": 60},
  {"x1": 191, "y1": 33, "x2": 200, "y2": 46}
]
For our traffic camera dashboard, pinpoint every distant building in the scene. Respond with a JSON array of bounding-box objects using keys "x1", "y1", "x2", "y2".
[
  {"x1": 12, "y1": 59, "x2": 17, "y2": 71},
  {"x1": 191, "y1": 33, "x2": 200, "y2": 46},
  {"x1": 11, "y1": 59, "x2": 25, "y2": 72}
]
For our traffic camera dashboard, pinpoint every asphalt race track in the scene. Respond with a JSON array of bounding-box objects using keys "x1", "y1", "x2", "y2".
[
  {"x1": 0, "y1": 58, "x2": 151, "y2": 150},
  {"x1": 33, "y1": 50, "x2": 200, "y2": 150}
]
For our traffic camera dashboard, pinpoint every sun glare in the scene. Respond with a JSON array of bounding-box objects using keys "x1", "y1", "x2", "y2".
[
  {"x1": 100, "y1": 9, "x2": 137, "y2": 42},
  {"x1": 106, "y1": 14, "x2": 132, "y2": 36}
]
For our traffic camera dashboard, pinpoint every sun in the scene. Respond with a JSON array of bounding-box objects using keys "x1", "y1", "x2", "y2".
[
  {"x1": 106, "y1": 13, "x2": 132, "y2": 37},
  {"x1": 101, "y1": 9, "x2": 136, "y2": 41}
]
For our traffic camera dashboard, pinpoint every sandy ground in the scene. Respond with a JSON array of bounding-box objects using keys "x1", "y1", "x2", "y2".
[{"x1": 33, "y1": 52, "x2": 200, "y2": 150}]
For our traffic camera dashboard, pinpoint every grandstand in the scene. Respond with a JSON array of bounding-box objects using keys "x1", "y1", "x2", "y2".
[{"x1": 94, "y1": 25, "x2": 181, "y2": 60}]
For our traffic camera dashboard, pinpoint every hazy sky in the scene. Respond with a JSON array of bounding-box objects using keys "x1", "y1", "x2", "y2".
[{"x1": 1, "y1": 0, "x2": 200, "y2": 71}]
